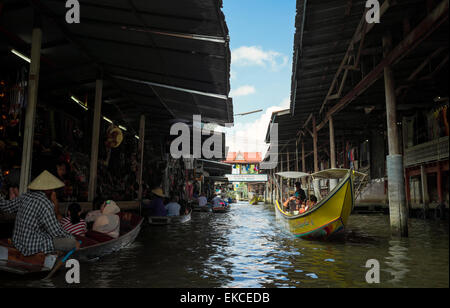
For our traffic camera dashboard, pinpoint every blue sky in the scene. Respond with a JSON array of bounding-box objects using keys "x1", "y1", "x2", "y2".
[{"x1": 222, "y1": 0, "x2": 296, "y2": 154}]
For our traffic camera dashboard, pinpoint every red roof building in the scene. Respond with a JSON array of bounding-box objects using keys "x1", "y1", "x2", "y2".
[{"x1": 223, "y1": 151, "x2": 262, "y2": 164}]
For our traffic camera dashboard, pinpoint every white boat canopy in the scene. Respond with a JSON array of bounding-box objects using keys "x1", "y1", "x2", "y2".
[
  {"x1": 275, "y1": 171, "x2": 310, "y2": 179},
  {"x1": 311, "y1": 168, "x2": 367, "y2": 179}
]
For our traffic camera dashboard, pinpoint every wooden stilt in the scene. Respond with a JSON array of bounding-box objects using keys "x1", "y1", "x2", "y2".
[
  {"x1": 137, "y1": 115, "x2": 146, "y2": 203},
  {"x1": 383, "y1": 32, "x2": 408, "y2": 237},
  {"x1": 88, "y1": 79, "x2": 103, "y2": 203},
  {"x1": 19, "y1": 26, "x2": 42, "y2": 194}
]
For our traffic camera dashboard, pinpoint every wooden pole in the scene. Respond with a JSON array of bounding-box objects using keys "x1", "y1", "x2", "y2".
[
  {"x1": 312, "y1": 116, "x2": 319, "y2": 173},
  {"x1": 295, "y1": 139, "x2": 299, "y2": 172},
  {"x1": 329, "y1": 116, "x2": 338, "y2": 190},
  {"x1": 383, "y1": 32, "x2": 408, "y2": 237},
  {"x1": 137, "y1": 115, "x2": 146, "y2": 202},
  {"x1": 88, "y1": 79, "x2": 103, "y2": 202},
  {"x1": 19, "y1": 26, "x2": 42, "y2": 194},
  {"x1": 420, "y1": 165, "x2": 429, "y2": 217}
]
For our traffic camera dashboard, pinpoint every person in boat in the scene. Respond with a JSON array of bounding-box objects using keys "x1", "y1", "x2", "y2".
[
  {"x1": 212, "y1": 194, "x2": 225, "y2": 208},
  {"x1": 60, "y1": 203, "x2": 87, "y2": 236},
  {"x1": 294, "y1": 182, "x2": 306, "y2": 204},
  {"x1": 86, "y1": 200, "x2": 121, "y2": 239},
  {"x1": 197, "y1": 193, "x2": 208, "y2": 208},
  {"x1": 283, "y1": 195, "x2": 300, "y2": 213},
  {"x1": 0, "y1": 170, "x2": 79, "y2": 256},
  {"x1": 306, "y1": 195, "x2": 318, "y2": 209},
  {"x1": 143, "y1": 187, "x2": 167, "y2": 217},
  {"x1": 165, "y1": 194, "x2": 181, "y2": 216}
]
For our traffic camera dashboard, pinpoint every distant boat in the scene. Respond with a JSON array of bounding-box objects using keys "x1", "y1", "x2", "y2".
[
  {"x1": 148, "y1": 209, "x2": 192, "y2": 225},
  {"x1": 0, "y1": 213, "x2": 143, "y2": 275},
  {"x1": 275, "y1": 169, "x2": 366, "y2": 240}
]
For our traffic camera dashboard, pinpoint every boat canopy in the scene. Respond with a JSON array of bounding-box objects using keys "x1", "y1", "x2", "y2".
[
  {"x1": 276, "y1": 171, "x2": 310, "y2": 179},
  {"x1": 311, "y1": 168, "x2": 367, "y2": 179}
]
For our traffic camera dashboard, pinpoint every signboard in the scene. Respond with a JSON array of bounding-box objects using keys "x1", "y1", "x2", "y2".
[{"x1": 225, "y1": 174, "x2": 268, "y2": 182}]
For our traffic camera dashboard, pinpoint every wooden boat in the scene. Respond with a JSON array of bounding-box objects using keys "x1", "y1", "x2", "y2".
[
  {"x1": 148, "y1": 209, "x2": 192, "y2": 225},
  {"x1": 212, "y1": 205, "x2": 230, "y2": 213},
  {"x1": 192, "y1": 204, "x2": 212, "y2": 212},
  {"x1": 249, "y1": 196, "x2": 258, "y2": 205},
  {"x1": 0, "y1": 212, "x2": 143, "y2": 274},
  {"x1": 275, "y1": 169, "x2": 366, "y2": 240}
]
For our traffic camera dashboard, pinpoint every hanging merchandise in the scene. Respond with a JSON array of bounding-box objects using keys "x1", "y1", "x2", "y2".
[{"x1": 105, "y1": 125, "x2": 124, "y2": 148}]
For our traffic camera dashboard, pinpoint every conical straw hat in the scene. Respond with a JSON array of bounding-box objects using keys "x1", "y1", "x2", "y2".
[
  {"x1": 151, "y1": 187, "x2": 166, "y2": 198},
  {"x1": 28, "y1": 170, "x2": 65, "y2": 191}
]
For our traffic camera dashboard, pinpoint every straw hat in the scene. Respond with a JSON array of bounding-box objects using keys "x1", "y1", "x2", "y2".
[
  {"x1": 28, "y1": 170, "x2": 65, "y2": 191},
  {"x1": 151, "y1": 187, "x2": 166, "y2": 198}
]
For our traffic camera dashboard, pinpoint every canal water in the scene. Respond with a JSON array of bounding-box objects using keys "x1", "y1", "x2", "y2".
[{"x1": 1, "y1": 201, "x2": 448, "y2": 288}]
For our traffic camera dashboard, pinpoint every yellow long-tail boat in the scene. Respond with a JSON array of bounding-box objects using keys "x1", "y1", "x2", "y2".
[{"x1": 275, "y1": 169, "x2": 366, "y2": 240}]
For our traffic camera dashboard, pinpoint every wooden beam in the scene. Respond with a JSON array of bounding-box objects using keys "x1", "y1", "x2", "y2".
[
  {"x1": 137, "y1": 115, "x2": 146, "y2": 204},
  {"x1": 316, "y1": 0, "x2": 449, "y2": 132},
  {"x1": 19, "y1": 26, "x2": 42, "y2": 194},
  {"x1": 88, "y1": 79, "x2": 103, "y2": 202}
]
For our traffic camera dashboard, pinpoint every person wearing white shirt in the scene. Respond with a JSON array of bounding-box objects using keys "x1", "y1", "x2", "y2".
[{"x1": 197, "y1": 194, "x2": 208, "y2": 207}]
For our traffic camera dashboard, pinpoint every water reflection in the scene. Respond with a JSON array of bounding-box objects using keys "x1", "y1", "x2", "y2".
[{"x1": 384, "y1": 240, "x2": 410, "y2": 285}]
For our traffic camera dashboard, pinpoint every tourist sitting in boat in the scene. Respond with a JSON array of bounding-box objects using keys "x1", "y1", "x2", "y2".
[
  {"x1": 165, "y1": 194, "x2": 181, "y2": 216},
  {"x1": 212, "y1": 194, "x2": 225, "y2": 208},
  {"x1": 143, "y1": 187, "x2": 167, "y2": 217},
  {"x1": 89, "y1": 200, "x2": 121, "y2": 239},
  {"x1": 294, "y1": 182, "x2": 306, "y2": 203},
  {"x1": 306, "y1": 195, "x2": 318, "y2": 209},
  {"x1": 0, "y1": 170, "x2": 79, "y2": 256},
  {"x1": 283, "y1": 195, "x2": 300, "y2": 213},
  {"x1": 60, "y1": 203, "x2": 87, "y2": 236}
]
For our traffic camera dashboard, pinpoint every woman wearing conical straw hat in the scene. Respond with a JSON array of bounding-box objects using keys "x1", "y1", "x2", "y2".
[{"x1": 0, "y1": 170, "x2": 79, "y2": 256}]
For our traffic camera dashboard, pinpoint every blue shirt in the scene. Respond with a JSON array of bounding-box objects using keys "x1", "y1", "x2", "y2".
[{"x1": 165, "y1": 202, "x2": 181, "y2": 216}]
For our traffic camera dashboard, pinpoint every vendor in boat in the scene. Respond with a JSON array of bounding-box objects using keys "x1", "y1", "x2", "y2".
[
  {"x1": 143, "y1": 187, "x2": 167, "y2": 217},
  {"x1": 165, "y1": 194, "x2": 181, "y2": 216},
  {"x1": 0, "y1": 170, "x2": 79, "y2": 256}
]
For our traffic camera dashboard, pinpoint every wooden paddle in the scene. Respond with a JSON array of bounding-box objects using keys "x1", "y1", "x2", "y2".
[{"x1": 43, "y1": 241, "x2": 81, "y2": 280}]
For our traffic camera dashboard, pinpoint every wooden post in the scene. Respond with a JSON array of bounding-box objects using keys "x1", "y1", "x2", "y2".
[
  {"x1": 280, "y1": 153, "x2": 283, "y2": 201},
  {"x1": 295, "y1": 139, "x2": 299, "y2": 172},
  {"x1": 420, "y1": 165, "x2": 429, "y2": 217},
  {"x1": 329, "y1": 116, "x2": 338, "y2": 190},
  {"x1": 383, "y1": 32, "x2": 408, "y2": 237},
  {"x1": 312, "y1": 116, "x2": 319, "y2": 173},
  {"x1": 312, "y1": 116, "x2": 321, "y2": 199},
  {"x1": 88, "y1": 79, "x2": 103, "y2": 202},
  {"x1": 19, "y1": 26, "x2": 42, "y2": 194},
  {"x1": 287, "y1": 151, "x2": 290, "y2": 172},
  {"x1": 137, "y1": 115, "x2": 146, "y2": 202}
]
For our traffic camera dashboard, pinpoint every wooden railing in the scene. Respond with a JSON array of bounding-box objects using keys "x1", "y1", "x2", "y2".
[{"x1": 404, "y1": 136, "x2": 449, "y2": 167}]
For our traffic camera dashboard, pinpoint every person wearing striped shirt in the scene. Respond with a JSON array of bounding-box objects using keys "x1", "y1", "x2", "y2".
[
  {"x1": 60, "y1": 203, "x2": 87, "y2": 236},
  {"x1": 0, "y1": 170, "x2": 79, "y2": 256}
]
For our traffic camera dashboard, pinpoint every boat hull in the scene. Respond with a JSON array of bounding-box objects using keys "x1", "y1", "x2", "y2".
[
  {"x1": 0, "y1": 213, "x2": 144, "y2": 273},
  {"x1": 148, "y1": 210, "x2": 192, "y2": 225},
  {"x1": 275, "y1": 171, "x2": 354, "y2": 240}
]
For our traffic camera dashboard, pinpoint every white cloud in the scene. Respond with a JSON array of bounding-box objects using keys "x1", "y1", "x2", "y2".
[
  {"x1": 230, "y1": 85, "x2": 256, "y2": 97},
  {"x1": 226, "y1": 97, "x2": 290, "y2": 156},
  {"x1": 231, "y1": 46, "x2": 288, "y2": 70}
]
